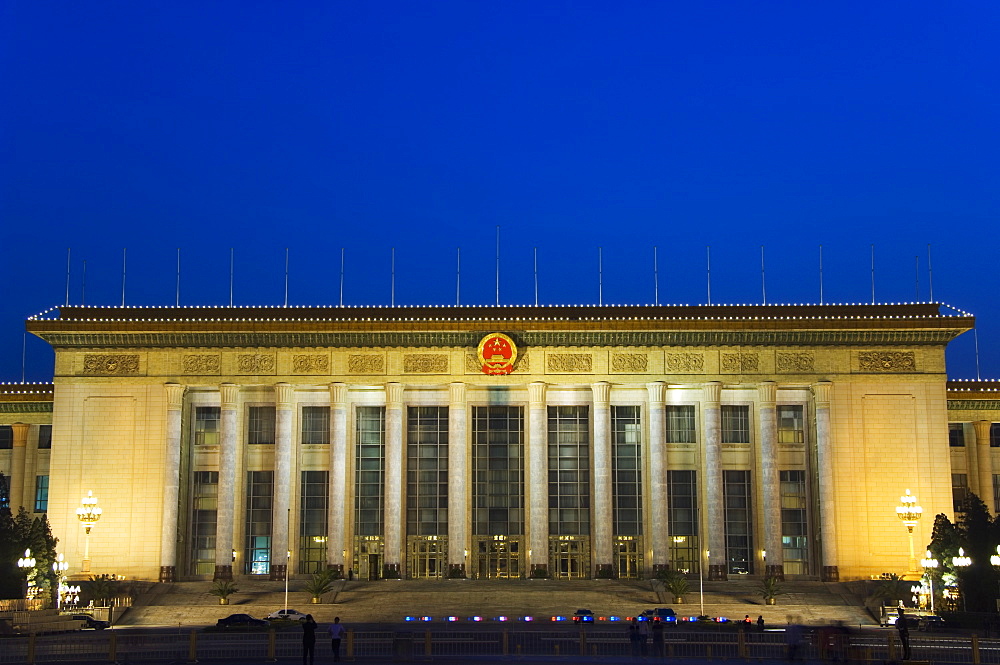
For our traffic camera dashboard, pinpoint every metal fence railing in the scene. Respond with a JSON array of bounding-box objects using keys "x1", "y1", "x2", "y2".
[{"x1": 1, "y1": 626, "x2": 998, "y2": 664}]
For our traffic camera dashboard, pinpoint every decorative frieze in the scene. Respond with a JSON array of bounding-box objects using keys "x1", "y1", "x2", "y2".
[
  {"x1": 182, "y1": 354, "x2": 221, "y2": 375},
  {"x1": 547, "y1": 353, "x2": 593, "y2": 373},
  {"x1": 665, "y1": 353, "x2": 704, "y2": 373},
  {"x1": 236, "y1": 354, "x2": 276, "y2": 374},
  {"x1": 465, "y1": 352, "x2": 529, "y2": 374},
  {"x1": 777, "y1": 352, "x2": 814, "y2": 372},
  {"x1": 348, "y1": 354, "x2": 385, "y2": 374},
  {"x1": 611, "y1": 353, "x2": 648, "y2": 373},
  {"x1": 721, "y1": 353, "x2": 759, "y2": 373},
  {"x1": 83, "y1": 354, "x2": 140, "y2": 375},
  {"x1": 404, "y1": 354, "x2": 448, "y2": 373},
  {"x1": 858, "y1": 351, "x2": 917, "y2": 372},
  {"x1": 292, "y1": 354, "x2": 330, "y2": 374}
]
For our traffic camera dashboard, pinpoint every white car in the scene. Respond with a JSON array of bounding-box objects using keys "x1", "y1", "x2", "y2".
[{"x1": 266, "y1": 609, "x2": 309, "y2": 622}]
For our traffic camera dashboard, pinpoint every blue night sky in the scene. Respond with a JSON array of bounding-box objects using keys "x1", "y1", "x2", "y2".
[{"x1": 2, "y1": 1, "x2": 998, "y2": 382}]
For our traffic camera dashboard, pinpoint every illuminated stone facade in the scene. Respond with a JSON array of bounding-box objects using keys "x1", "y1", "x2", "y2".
[{"x1": 0, "y1": 302, "x2": 991, "y2": 583}]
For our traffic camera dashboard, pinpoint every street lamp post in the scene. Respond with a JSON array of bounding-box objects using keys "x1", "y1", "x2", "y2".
[
  {"x1": 920, "y1": 550, "x2": 938, "y2": 614},
  {"x1": 75, "y1": 491, "x2": 102, "y2": 573},
  {"x1": 17, "y1": 548, "x2": 36, "y2": 599},
  {"x1": 953, "y1": 547, "x2": 972, "y2": 611},
  {"x1": 52, "y1": 553, "x2": 69, "y2": 609},
  {"x1": 896, "y1": 489, "x2": 923, "y2": 575}
]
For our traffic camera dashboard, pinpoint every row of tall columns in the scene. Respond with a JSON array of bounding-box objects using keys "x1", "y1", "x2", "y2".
[
  {"x1": 156, "y1": 378, "x2": 838, "y2": 582},
  {"x1": 974, "y1": 420, "x2": 993, "y2": 506},
  {"x1": 8, "y1": 423, "x2": 29, "y2": 515}
]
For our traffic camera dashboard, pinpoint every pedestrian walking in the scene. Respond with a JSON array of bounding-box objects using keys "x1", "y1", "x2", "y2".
[
  {"x1": 757, "y1": 615, "x2": 764, "y2": 630},
  {"x1": 329, "y1": 616, "x2": 347, "y2": 662},
  {"x1": 638, "y1": 617, "x2": 650, "y2": 656},
  {"x1": 651, "y1": 617, "x2": 665, "y2": 657},
  {"x1": 628, "y1": 618, "x2": 642, "y2": 657},
  {"x1": 896, "y1": 609, "x2": 911, "y2": 660},
  {"x1": 301, "y1": 614, "x2": 317, "y2": 665}
]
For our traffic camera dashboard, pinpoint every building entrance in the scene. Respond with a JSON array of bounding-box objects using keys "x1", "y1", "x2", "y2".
[
  {"x1": 474, "y1": 536, "x2": 522, "y2": 579},
  {"x1": 354, "y1": 536, "x2": 383, "y2": 581},
  {"x1": 407, "y1": 536, "x2": 446, "y2": 579},
  {"x1": 549, "y1": 536, "x2": 590, "y2": 579},
  {"x1": 615, "y1": 536, "x2": 643, "y2": 579}
]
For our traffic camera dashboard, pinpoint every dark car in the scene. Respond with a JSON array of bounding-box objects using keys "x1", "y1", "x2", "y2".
[
  {"x1": 640, "y1": 608, "x2": 677, "y2": 623},
  {"x1": 216, "y1": 613, "x2": 269, "y2": 629},
  {"x1": 572, "y1": 609, "x2": 595, "y2": 623},
  {"x1": 72, "y1": 614, "x2": 110, "y2": 630},
  {"x1": 917, "y1": 616, "x2": 945, "y2": 632}
]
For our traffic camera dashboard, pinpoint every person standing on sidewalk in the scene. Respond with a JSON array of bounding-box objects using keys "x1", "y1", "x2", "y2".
[
  {"x1": 301, "y1": 614, "x2": 317, "y2": 665},
  {"x1": 329, "y1": 616, "x2": 347, "y2": 662}
]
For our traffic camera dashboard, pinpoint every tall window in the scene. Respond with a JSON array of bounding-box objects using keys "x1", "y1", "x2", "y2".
[
  {"x1": 355, "y1": 407, "x2": 385, "y2": 536},
  {"x1": 245, "y1": 470, "x2": 274, "y2": 574},
  {"x1": 778, "y1": 406, "x2": 804, "y2": 444},
  {"x1": 0, "y1": 473, "x2": 8, "y2": 510},
  {"x1": 991, "y1": 423, "x2": 1000, "y2": 448},
  {"x1": 721, "y1": 406, "x2": 750, "y2": 444},
  {"x1": 299, "y1": 471, "x2": 328, "y2": 573},
  {"x1": 248, "y1": 406, "x2": 276, "y2": 445},
  {"x1": 472, "y1": 406, "x2": 524, "y2": 536},
  {"x1": 780, "y1": 470, "x2": 809, "y2": 575},
  {"x1": 548, "y1": 406, "x2": 590, "y2": 536},
  {"x1": 301, "y1": 406, "x2": 329, "y2": 445},
  {"x1": 666, "y1": 406, "x2": 697, "y2": 444},
  {"x1": 612, "y1": 406, "x2": 642, "y2": 536},
  {"x1": 190, "y1": 471, "x2": 218, "y2": 575},
  {"x1": 993, "y1": 475, "x2": 1000, "y2": 514},
  {"x1": 407, "y1": 407, "x2": 449, "y2": 536},
  {"x1": 194, "y1": 407, "x2": 220, "y2": 445},
  {"x1": 953, "y1": 474, "x2": 969, "y2": 514},
  {"x1": 723, "y1": 470, "x2": 753, "y2": 574},
  {"x1": 34, "y1": 475, "x2": 49, "y2": 512},
  {"x1": 0, "y1": 426, "x2": 11, "y2": 449},
  {"x1": 668, "y1": 470, "x2": 699, "y2": 574},
  {"x1": 949, "y1": 423, "x2": 965, "y2": 447},
  {"x1": 37, "y1": 425, "x2": 52, "y2": 450}
]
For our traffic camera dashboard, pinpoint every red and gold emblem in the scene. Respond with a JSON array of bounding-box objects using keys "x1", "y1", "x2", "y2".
[{"x1": 477, "y1": 333, "x2": 518, "y2": 375}]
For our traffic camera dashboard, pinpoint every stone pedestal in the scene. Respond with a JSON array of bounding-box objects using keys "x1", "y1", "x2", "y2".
[
  {"x1": 447, "y1": 563, "x2": 466, "y2": 579},
  {"x1": 213, "y1": 565, "x2": 233, "y2": 581},
  {"x1": 269, "y1": 564, "x2": 287, "y2": 581},
  {"x1": 764, "y1": 564, "x2": 784, "y2": 581},
  {"x1": 159, "y1": 565, "x2": 176, "y2": 583},
  {"x1": 708, "y1": 564, "x2": 728, "y2": 581},
  {"x1": 822, "y1": 566, "x2": 840, "y2": 582}
]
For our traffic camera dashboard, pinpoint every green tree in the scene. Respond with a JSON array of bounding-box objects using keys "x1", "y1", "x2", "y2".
[
  {"x1": 956, "y1": 492, "x2": 999, "y2": 612},
  {"x1": 0, "y1": 477, "x2": 21, "y2": 599}
]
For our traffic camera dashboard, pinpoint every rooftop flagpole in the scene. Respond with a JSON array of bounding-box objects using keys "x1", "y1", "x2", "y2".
[
  {"x1": 339, "y1": 248, "x2": 345, "y2": 307},
  {"x1": 121, "y1": 248, "x2": 127, "y2": 306},
  {"x1": 65, "y1": 248, "x2": 71, "y2": 306},
  {"x1": 598, "y1": 247, "x2": 603, "y2": 306},
  {"x1": 870, "y1": 244, "x2": 876, "y2": 304},
  {"x1": 927, "y1": 244, "x2": 934, "y2": 302},
  {"x1": 176, "y1": 248, "x2": 181, "y2": 306},
  {"x1": 229, "y1": 248, "x2": 234, "y2": 307},
  {"x1": 653, "y1": 246, "x2": 659, "y2": 306},
  {"x1": 391, "y1": 247, "x2": 395, "y2": 307},
  {"x1": 284, "y1": 248, "x2": 289, "y2": 307},
  {"x1": 533, "y1": 247, "x2": 538, "y2": 307},
  {"x1": 761, "y1": 245, "x2": 767, "y2": 305},
  {"x1": 456, "y1": 247, "x2": 461, "y2": 306},
  {"x1": 819, "y1": 245, "x2": 824, "y2": 305},
  {"x1": 495, "y1": 226, "x2": 500, "y2": 306},
  {"x1": 706, "y1": 246, "x2": 712, "y2": 305}
]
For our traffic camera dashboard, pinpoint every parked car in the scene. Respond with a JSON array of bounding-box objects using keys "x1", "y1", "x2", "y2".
[
  {"x1": 217, "y1": 613, "x2": 270, "y2": 628},
  {"x1": 265, "y1": 609, "x2": 309, "y2": 622},
  {"x1": 72, "y1": 614, "x2": 110, "y2": 630},
  {"x1": 572, "y1": 609, "x2": 595, "y2": 623},
  {"x1": 917, "y1": 616, "x2": 945, "y2": 632},
  {"x1": 640, "y1": 608, "x2": 677, "y2": 623}
]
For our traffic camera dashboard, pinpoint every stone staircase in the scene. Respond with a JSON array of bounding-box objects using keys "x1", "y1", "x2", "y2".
[{"x1": 120, "y1": 578, "x2": 877, "y2": 628}]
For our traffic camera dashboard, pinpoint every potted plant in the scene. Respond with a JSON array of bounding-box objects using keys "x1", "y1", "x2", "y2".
[
  {"x1": 760, "y1": 575, "x2": 781, "y2": 605},
  {"x1": 662, "y1": 571, "x2": 690, "y2": 604},
  {"x1": 303, "y1": 570, "x2": 335, "y2": 604},
  {"x1": 209, "y1": 579, "x2": 239, "y2": 605}
]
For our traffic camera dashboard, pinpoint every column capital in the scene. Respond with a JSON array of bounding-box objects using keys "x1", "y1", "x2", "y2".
[
  {"x1": 386, "y1": 382, "x2": 404, "y2": 408},
  {"x1": 646, "y1": 381, "x2": 666, "y2": 405},
  {"x1": 220, "y1": 383, "x2": 239, "y2": 409},
  {"x1": 703, "y1": 381, "x2": 722, "y2": 404},
  {"x1": 757, "y1": 381, "x2": 777, "y2": 405},
  {"x1": 812, "y1": 381, "x2": 833, "y2": 406},
  {"x1": 165, "y1": 383, "x2": 185, "y2": 411},
  {"x1": 973, "y1": 420, "x2": 992, "y2": 441},
  {"x1": 449, "y1": 382, "x2": 467, "y2": 406},
  {"x1": 11, "y1": 422, "x2": 29, "y2": 447},
  {"x1": 592, "y1": 381, "x2": 611, "y2": 407},
  {"x1": 330, "y1": 382, "x2": 347, "y2": 406},
  {"x1": 528, "y1": 381, "x2": 547, "y2": 407},
  {"x1": 275, "y1": 382, "x2": 293, "y2": 409}
]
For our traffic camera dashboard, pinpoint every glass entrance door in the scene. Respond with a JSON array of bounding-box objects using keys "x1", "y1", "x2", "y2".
[
  {"x1": 615, "y1": 535, "x2": 643, "y2": 579},
  {"x1": 407, "y1": 536, "x2": 446, "y2": 579},
  {"x1": 354, "y1": 536, "x2": 383, "y2": 581},
  {"x1": 549, "y1": 536, "x2": 590, "y2": 579},
  {"x1": 474, "y1": 536, "x2": 522, "y2": 579}
]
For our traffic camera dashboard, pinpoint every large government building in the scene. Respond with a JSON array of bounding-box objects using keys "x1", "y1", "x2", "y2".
[{"x1": 2, "y1": 302, "x2": 998, "y2": 584}]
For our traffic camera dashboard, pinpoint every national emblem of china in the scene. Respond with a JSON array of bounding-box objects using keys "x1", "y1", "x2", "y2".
[{"x1": 477, "y1": 333, "x2": 518, "y2": 375}]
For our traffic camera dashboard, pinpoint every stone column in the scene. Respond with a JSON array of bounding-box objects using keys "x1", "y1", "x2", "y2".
[
  {"x1": 758, "y1": 382, "x2": 783, "y2": 579},
  {"x1": 527, "y1": 381, "x2": 549, "y2": 576},
  {"x1": 383, "y1": 382, "x2": 404, "y2": 577},
  {"x1": 592, "y1": 382, "x2": 613, "y2": 577},
  {"x1": 974, "y1": 420, "x2": 994, "y2": 513},
  {"x1": 646, "y1": 382, "x2": 669, "y2": 572},
  {"x1": 270, "y1": 383, "x2": 293, "y2": 581},
  {"x1": 448, "y1": 382, "x2": 468, "y2": 577},
  {"x1": 160, "y1": 383, "x2": 185, "y2": 582},
  {"x1": 814, "y1": 381, "x2": 838, "y2": 581},
  {"x1": 703, "y1": 381, "x2": 726, "y2": 580},
  {"x1": 327, "y1": 383, "x2": 348, "y2": 576},
  {"x1": 214, "y1": 383, "x2": 239, "y2": 581},
  {"x1": 9, "y1": 423, "x2": 29, "y2": 513}
]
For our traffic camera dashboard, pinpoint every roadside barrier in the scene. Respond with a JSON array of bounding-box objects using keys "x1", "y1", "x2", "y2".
[{"x1": 0, "y1": 626, "x2": 997, "y2": 663}]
